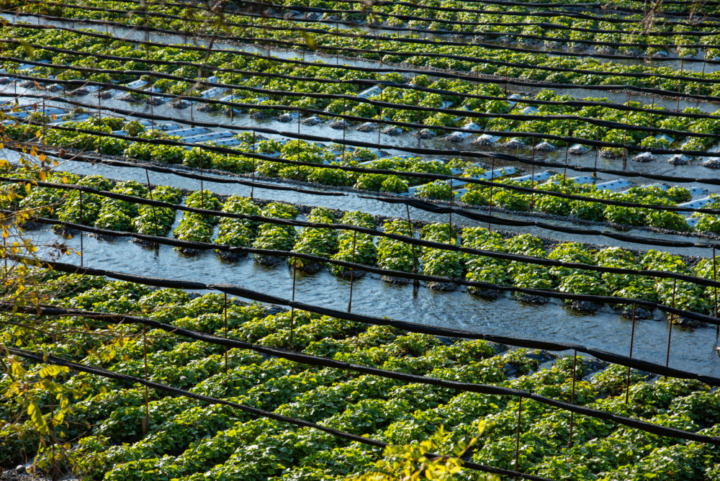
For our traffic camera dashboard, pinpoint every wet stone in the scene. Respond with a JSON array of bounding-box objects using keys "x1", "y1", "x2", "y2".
[
  {"x1": 514, "y1": 293, "x2": 550, "y2": 305},
  {"x1": 633, "y1": 152, "x2": 657, "y2": 163},
  {"x1": 416, "y1": 128, "x2": 437, "y2": 139},
  {"x1": 534, "y1": 141, "x2": 556, "y2": 152},
  {"x1": 568, "y1": 144, "x2": 589, "y2": 155},
  {"x1": 356, "y1": 122, "x2": 377, "y2": 132},
  {"x1": 169, "y1": 99, "x2": 189, "y2": 109},
  {"x1": 69, "y1": 87, "x2": 89, "y2": 96},
  {"x1": 595, "y1": 46, "x2": 615, "y2": 55},
  {"x1": 330, "y1": 119, "x2": 348, "y2": 129},
  {"x1": 382, "y1": 126, "x2": 403, "y2": 136},
  {"x1": 702, "y1": 158, "x2": 720, "y2": 169},
  {"x1": 250, "y1": 110, "x2": 270, "y2": 120},
  {"x1": 668, "y1": 154, "x2": 690, "y2": 165},
  {"x1": 301, "y1": 116, "x2": 322, "y2": 126},
  {"x1": 504, "y1": 138, "x2": 525, "y2": 150},
  {"x1": 618, "y1": 306, "x2": 654, "y2": 320},
  {"x1": 567, "y1": 300, "x2": 602, "y2": 314}
]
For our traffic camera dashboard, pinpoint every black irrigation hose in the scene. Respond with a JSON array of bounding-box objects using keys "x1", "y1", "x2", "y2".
[
  {"x1": 20, "y1": 143, "x2": 720, "y2": 260},
  {"x1": 12, "y1": 109, "x2": 720, "y2": 244},
  {"x1": 8, "y1": 64, "x2": 720, "y2": 164},
  {"x1": 9, "y1": 22, "x2": 720, "y2": 124},
  {"x1": 10, "y1": 12, "x2": 720, "y2": 104},
  {"x1": 64, "y1": 0, "x2": 720, "y2": 41},
  {"x1": 3, "y1": 347, "x2": 554, "y2": 481},
  {"x1": 28, "y1": 0, "x2": 720, "y2": 32},
  {"x1": 10, "y1": 8, "x2": 720, "y2": 93},
  {"x1": 11, "y1": 108, "x2": 720, "y2": 221},
  {"x1": 7, "y1": 39, "x2": 720, "y2": 148},
  {"x1": 6, "y1": 300, "x2": 720, "y2": 390},
  {"x1": 10, "y1": 87, "x2": 720, "y2": 214},
  {"x1": 18, "y1": 1, "x2": 720, "y2": 79},
  {"x1": 241, "y1": 0, "x2": 720, "y2": 21},
  {"x1": 41, "y1": 1, "x2": 720, "y2": 67},
  {"x1": 6, "y1": 261, "x2": 720, "y2": 449},
  {"x1": 24, "y1": 142, "x2": 720, "y2": 254},
  {"x1": 11, "y1": 207, "x2": 720, "y2": 305},
  {"x1": 14, "y1": 5, "x2": 720, "y2": 63},
  {"x1": 7, "y1": 178, "x2": 720, "y2": 320},
  {"x1": 190, "y1": 0, "x2": 720, "y2": 56}
]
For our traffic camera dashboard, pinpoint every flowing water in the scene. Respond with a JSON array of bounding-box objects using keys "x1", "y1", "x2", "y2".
[{"x1": 3, "y1": 13, "x2": 720, "y2": 379}]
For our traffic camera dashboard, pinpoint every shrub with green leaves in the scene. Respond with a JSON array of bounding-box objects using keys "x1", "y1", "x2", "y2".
[
  {"x1": 174, "y1": 190, "x2": 221, "y2": 249},
  {"x1": 415, "y1": 180, "x2": 453, "y2": 201},
  {"x1": 330, "y1": 211, "x2": 377, "y2": 277},
  {"x1": 377, "y1": 220, "x2": 417, "y2": 275},
  {"x1": 134, "y1": 185, "x2": 182, "y2": 236},
  {"x1": 57, "y1": 175, "x2": 114, "y2": 226},
  {"x1": 95, "y1": 181, "x2": 148, "y2": 232},
  {"x1": 463, "y1": 227, "x2": 511, "y2": 287},
  {"x1": 215, "y1": 195, "x2": 261, "y2": 253},
  {"x1": 290, "y1": 207, "x2": 338, "y2": 270}
]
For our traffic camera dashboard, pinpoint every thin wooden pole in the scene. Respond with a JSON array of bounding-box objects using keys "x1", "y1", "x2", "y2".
[
  {"x1": 143, "y1": 325, "x2": 149, "y2": 435},
  {"x1": 79, "y1": 191, "x2": 84, "y2": 267},
  {"x1": 626, "y1": 303, "x2": 637, "y2": 403},
  {"x1": 289, "y1": 260, "x2": 297, "y2": 349},
  {"x1": 224, "y1": 292, "x2": 228, "y2": 376},
  {"x1": 567, "y1": 350, "x2": 577, "y2": 447},
  {"x1": 514, "y1": 396, "x2": 523, "y2": 476},
  {"x1": 348, "y1": 230, "x2": 357, "y2": 313},
  {"x1": 667, "y1": 279, "x2": 677, "y2": 368},
  {"x1": 713, "y1": 247, "x2": 718, "y2": 337},
  {"x1": 251, "y1": 130, "x2": 256, "y2": 200},
  {"x1": 406, "y1": 204, "x2": 420, "y2": 295}
]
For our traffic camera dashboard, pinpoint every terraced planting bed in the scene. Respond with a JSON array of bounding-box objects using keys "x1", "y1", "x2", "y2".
[{"x1": 1, "y1": 0, "x2": 720, "y2": 480}]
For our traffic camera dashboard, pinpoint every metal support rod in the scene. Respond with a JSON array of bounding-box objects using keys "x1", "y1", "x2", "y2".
[
  {"x1": 79, "y1": 190, "x2": 84, "y2": 267},
  {"x1": 568, "y1": 349, "x2": 578, "y2": 447},
  {"x1": 714, "y1": 247, "x2": 718, "y2": 337},
  {"x1": 348, "y1": 229, "x2": 357, "y2": 313},
  {"x1": 143, "y1": 324, "x2": 149, "y2": 435},
  {"x1": 3, "y1": 235, "x2": 8, "y2": 273},
  {"x1": 251, "y1": 130, "x2": 256, "y2": 200},
  {"x1": 406, "y1": 204, "x2": 420, "y2": 295},
  {"x1": 626, "y1": 303, "x2": 637, "y2": 403},
  {"x1": 564, "y1": 122, "x2": 570, "y2": 177},
  {"x1": 289, "y1": 260, "x2": 297, "y2": 349},
  {"x1": 224, "y1": 292, "x2": 228, "y2": 376},
  {"x1": 667, "y1": 279, "x2": 677, "y2": 368},
  {"x1": 593, "y1": 129, "x2": 599, "y2": 175},
  {"x1": 144, "y1": 168, "x2": 158, "y2": 243},
  {"x1": 677, "y1": 60, "x2": 684, "y2": 113},
  {"x1": 488, "y1": 157, "x2": 495, "y2": 230},
  {"x1": 530, "y1": 139, "x2": 536, "y2": 209},
  {"x1": 200, "y1": 156, "x2": 205, "y2": 209},
  {"x1": 515, "y1": 396, "x2": 523, "y2": 476}
]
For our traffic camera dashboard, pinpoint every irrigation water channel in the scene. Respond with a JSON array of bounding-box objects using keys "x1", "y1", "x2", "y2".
[
  {"x1": 15, "y1": 150, "x2": 720, "y2": 380},
  {"x1": 4, "y1": 14, "x2": 720, "y2": 379}
]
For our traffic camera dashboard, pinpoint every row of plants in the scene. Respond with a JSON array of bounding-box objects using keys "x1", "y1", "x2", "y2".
[
  {"x1": 2, "y1": 274, "x2": 718, "y2": 479},
  {"x1": 3, "y1": 170, "x2": 718, "y2": 318},
  {"x1": 17, "y1": 2, "x2": 720, "y2": 99},
  {"x1": 10, "y1": 125, "x2": 720, "y2": 238},
  {"x1": 419, "y1": 174, "x2": 720, "y2": 235},
  {"x1": 266, "y1": 2, "x2": 720, "y2": 58},
  {"x1": 6, "y1": 26, "x2": 720, "y2": 156}
]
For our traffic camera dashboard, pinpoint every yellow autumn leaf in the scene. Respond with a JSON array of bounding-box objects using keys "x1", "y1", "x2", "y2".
[{"x1": 28, "y1": 402, "x2": 50, "y2": 435}]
